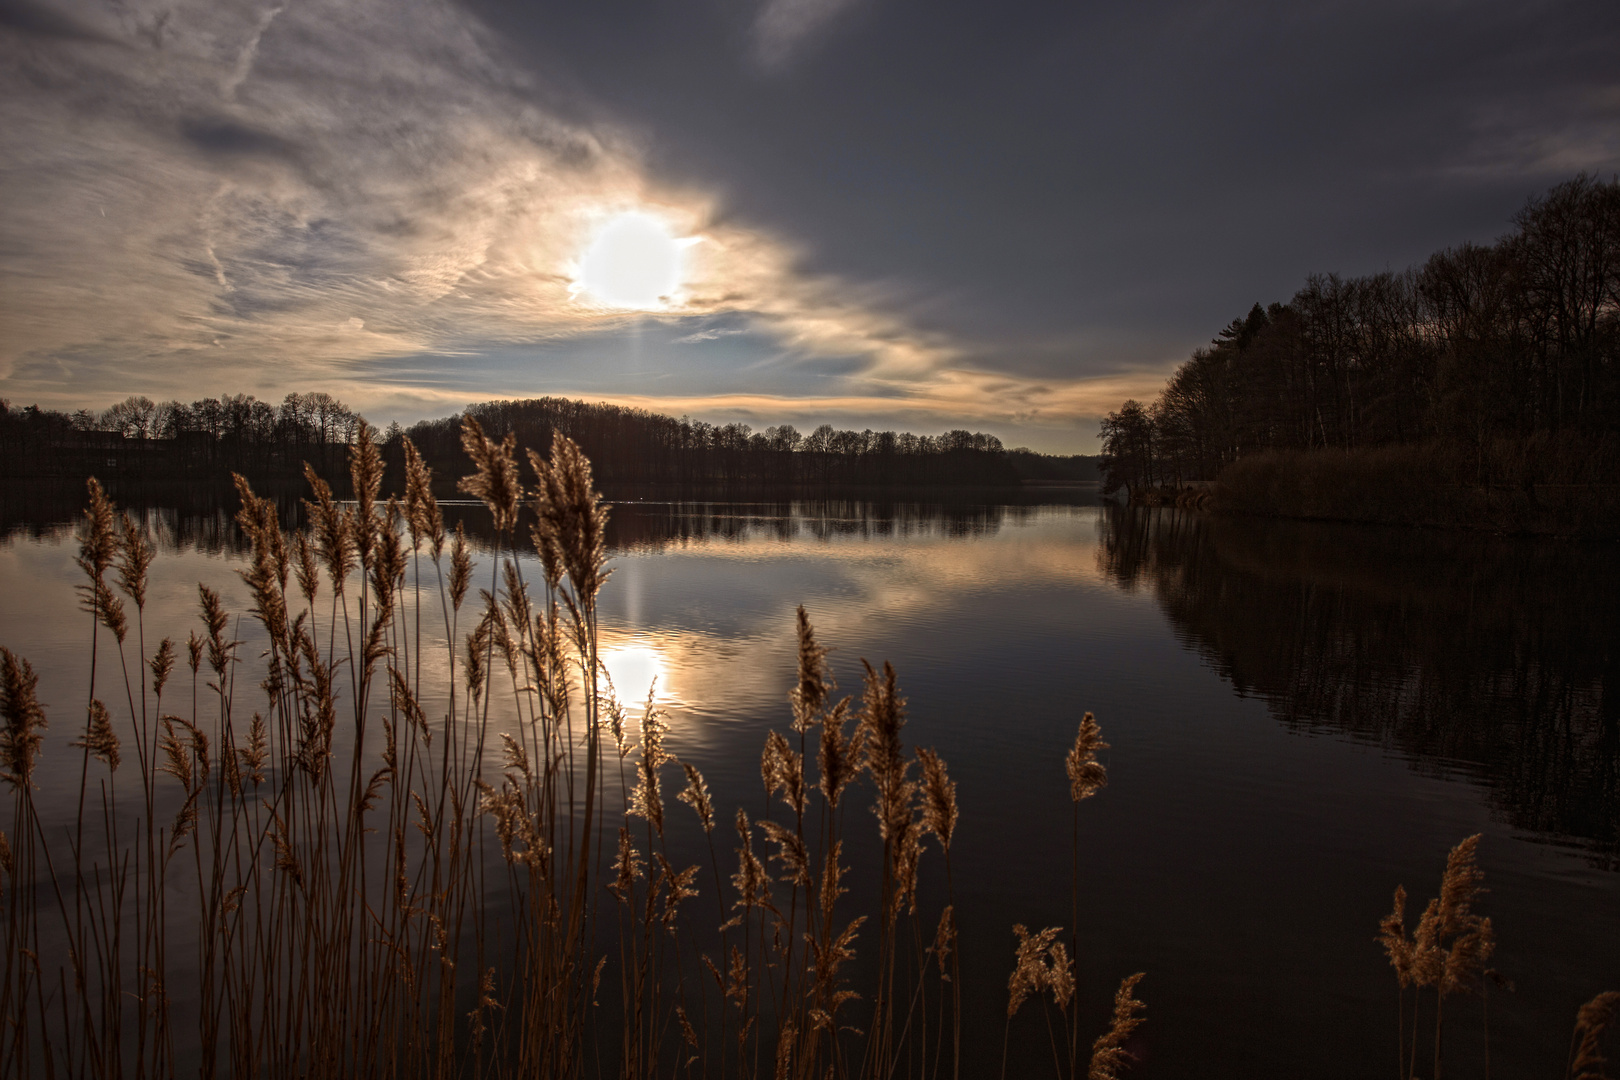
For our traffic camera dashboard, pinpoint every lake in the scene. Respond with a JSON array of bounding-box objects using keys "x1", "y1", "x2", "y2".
[{"x1": 1, "y1": 488, "x2": 1615, "y2": 1077}]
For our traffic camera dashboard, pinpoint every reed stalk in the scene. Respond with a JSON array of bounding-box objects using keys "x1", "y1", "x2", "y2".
[{"x1": 0, "y1": 428, "x2": 1161, "y2": 1080}]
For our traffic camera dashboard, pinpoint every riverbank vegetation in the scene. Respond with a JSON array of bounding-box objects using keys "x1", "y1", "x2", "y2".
[
  {"x1": 0, "y1": 424, "x2": 1138, "y2": 1078},
  {"x1": 1099, "y1": 174, "x2": 1620, "y2": 536}
]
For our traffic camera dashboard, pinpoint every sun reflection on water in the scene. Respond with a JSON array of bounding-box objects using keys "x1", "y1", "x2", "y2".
[{"x1": 598, "y1": 641, "x2": 669, "y2": 708}]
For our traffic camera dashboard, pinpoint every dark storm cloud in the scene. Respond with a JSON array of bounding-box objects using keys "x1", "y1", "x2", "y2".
[{"x1": 459, "y1": 0, "x2": 1620, "y2": 377}]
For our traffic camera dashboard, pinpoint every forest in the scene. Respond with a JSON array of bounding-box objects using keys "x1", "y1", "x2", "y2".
[
  {"x1": 0, "y1": 391, "x2": 1097, "y2": 495},
  {"x1": 1098, "y1": 174, "x2": 1620, "y2": 511},
  {"x1": 0, "y1": 391, "x2": 361, "y2": 484}
]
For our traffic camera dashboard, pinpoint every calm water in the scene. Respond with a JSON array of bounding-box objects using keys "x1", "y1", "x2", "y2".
[{"x1": 1, "y1": 492, "x2": 1616, "y2": 1077}]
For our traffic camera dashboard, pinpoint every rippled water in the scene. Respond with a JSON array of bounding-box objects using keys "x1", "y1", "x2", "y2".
[{"x1": 1, "y1": 493, "x2": 1615, "y2": 1077}]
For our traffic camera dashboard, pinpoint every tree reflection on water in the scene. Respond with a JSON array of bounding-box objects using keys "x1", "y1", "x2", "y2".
[{"x1": 1098, "y1": 506, "x2": 1620, "y2": 867}]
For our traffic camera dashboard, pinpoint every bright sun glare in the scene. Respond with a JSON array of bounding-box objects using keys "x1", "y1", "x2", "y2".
[
  {"x1": 599, "y1": 644, "x2": 667, "y2": 707},
  {"x1": 577, "y1": 212, "x2": 685, "y2": 309}
]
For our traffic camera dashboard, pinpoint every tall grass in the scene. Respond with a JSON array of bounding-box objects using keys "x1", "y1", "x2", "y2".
[{"x1": 0, "y1": 420, "x2": 1144, "y2": 1079}]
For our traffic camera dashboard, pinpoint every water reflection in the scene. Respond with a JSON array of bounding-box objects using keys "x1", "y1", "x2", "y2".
[
  {"x1": 1098, "y1": 506, "x2": 1620, "y2": 865},
  {"x1": 0, "y1": 479, "x2": 1079, "y2": 550},
  {"x1": 598, "y1": 641, "x2": 668, "y2": 707},
  {"x1": 0, "y1": 481, "x2": 259, "y2": 554},
  {"x1": 3, "y1": 491, "x2": 1617, "y2": 1076},
  {"x1": 9, "y1": 485, "x2": 1613, "y2": 868}
]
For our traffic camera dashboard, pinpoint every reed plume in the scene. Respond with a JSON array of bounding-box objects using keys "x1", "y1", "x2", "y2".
[
  {"x1": 806, "y1": 911, "x2": 864, "y2": 1035},
  {"x1": 654, "y1": 852, "x2": 700, "y2": 931},
  {"x1": 370, "y1": 497, "x2": 408, "y2": 613},
  {"x1": 458, "y1": 417, "x2": 522, "y2": 534},
  {"x1": 69, "y1": 698, "x2": 119, "y2": 772},
  {"x1": 677, "y1": 761, "x2": 716, "y2": 833},
  {"x1": 629, "y1": 695, "x2": 669, "y2": 836},
  {"x1": 76, "y1": 477, "x2": 118, "y2": 583},
  {"x1": 818, "y1": 698, "x2": 861, "y2": 810},
  {"x1": 610, "y1": 826, "x2": 644, "y2": 902},
  {"x1": 1379, "y1": 834, "x2": 1497, "y2": 1080},
  {"x1": 1066, "y1": 711, "x2": 1108, "y2": 802},
  {"x1": 234, "y1": 475, "x2": 292, "y2": 650},
  {"x1": 1435, "y1": 835, "x2": 1485, "y2": 935},
  {"x1": 304, "y1": 464, "x2": 356, "y2": 590},
  {"x1": 389, "y1": 667, "x2": 431, "y2": 746},
  {"x1": 156, "y1": 715, "x2": 194, "y2": 791},
  {"x1": 1378, "y1": 886, "x2": 1416, "y2": 987},
  {"x1": 933, "y1": 905, "x2": 956, "y2": 976},
  {"x1": 450, "y1": 522, "x2": 472, "y2": 611},
  {"x1": 75, "y1": 477, "x2": 127, "y2": 643},
  {"x1": 1005, "y1": 925, "x2": 1065, "y2": 1019},
  {"x1": 728, "y1": 809, "x2": 772, "y2": 921},
  {"x1": 916, "y1": 746, "x2": 957, "y2": 852},
  {"x1": 295, "y1": 531, "x2": 320, "y2": 604},
  {"x1": 149, "y1": 637, "x2": 175, "y2": 699},
  {"x1": 818, "y1": 841, "x2": 850, "y2": 926},
  {"x1": 116, "y1": 511, "x2": 154, "y2": 611},
  {"x1": 530, "y1": 433, "x2": 610, "y2": 602},
  {"x1": 350, "y1": 419, "x2": 384, "y2": 568},
  {"x1": 762, "y1": 730, "x2": 806, "y2": 817},
  {"x1": 199, "y1": 584, "x2": 233, "y2": 676},
  {"x1": 860, "y1": 660, "x2": 913, "y2": 844},
  {"x1": 892, "y1": 819, "x2": 924, "y2": 918},
  {"x1": 525, "y1": 448, "x2": 564, "y2": 588},
  {"x1": 790, "y1": 604, "x2": 832, "y2": 732},
  {"x1": 1088, "y1": 972, "x2": 1146, "y2": 1080},
  {"x1": 759, "y1": 819, "x2": 811, "y2": 888},
  {"x1": 402, "y1": 435, "x2": 446, "y2": 556},
  {"x1": 0, "y1": 648, "x2": 47, "y2": 790},
  {"x1": 1571, "y1": 991, "x2": 1620, "y2": 1080}
]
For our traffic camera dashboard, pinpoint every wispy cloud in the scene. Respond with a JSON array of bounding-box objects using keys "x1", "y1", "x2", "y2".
[
  {"x1": 1444, "y1": 85, "x2": 1620, "y2": 179},
  {"x1": 576, "y1": 369, "x2": 1172, "y2": 430},
  {"x1": 673, "y1": 327, "x2": 747, "y2": 344},
  {"x1": 222, "y1": 4, "x2": 283, "y2": 100},
  {"x1": 749, "y1": 0, "x2": 862, "y2": 70},
  {"x1": 0, "y1": 0, "x2": 1148, "y2": 445}
]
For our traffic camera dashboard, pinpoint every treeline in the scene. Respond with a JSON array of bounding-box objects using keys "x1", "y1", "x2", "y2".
[
  {"x1": 3, "y1": 391, "x2": 1099, "y2": 495},
  {"x1": 396, "y1": 396, "x2": 1025, "y2": 493},
  {"x1": 1100, "y1": 174, "x2": 1620, "y2": 496},
  {"x1": 0, "y1": 392, "x2": 361, "y2": 483}
]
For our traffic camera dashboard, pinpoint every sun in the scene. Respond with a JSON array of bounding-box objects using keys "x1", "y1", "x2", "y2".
[{"x1": 575, "y1": 212, "x2": 688, "y2": 309}]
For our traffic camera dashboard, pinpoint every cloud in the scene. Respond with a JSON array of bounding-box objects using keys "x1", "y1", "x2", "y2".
[
  {"x1": 749, "y1": 0, "x2": 862, "y2": 70},
  {"x1": 0, "y1": 0, "x2": 1154, "y2": 447},
  {"x1": 0, "y1": 0, "x2": 116, "y2": 42},
  {"x1": 571, "y1": 368, "x2": 1170, "y2": 430},
  {"x1": 673, "y1": 327, "x2": 746, "y2": 344},
  {"x1": 221, "y1": 3, "x2": 282, "y2": 100},
  {"x1": 1444, "y1": 86, "x2": 1620, "y2": 179}
]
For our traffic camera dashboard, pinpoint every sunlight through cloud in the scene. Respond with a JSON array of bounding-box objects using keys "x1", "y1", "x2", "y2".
[{"x1": 575, "y1": 212, "x2": 691, "y2": 310}]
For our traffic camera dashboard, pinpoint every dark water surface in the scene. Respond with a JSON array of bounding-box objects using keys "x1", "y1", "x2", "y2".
[{"x1": 1, "y1": 492, "x2": 1615, "y2": 1077}]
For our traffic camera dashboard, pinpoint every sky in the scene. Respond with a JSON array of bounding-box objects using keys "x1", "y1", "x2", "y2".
[{"x1": 2, "y1": 0, "x2": 1617, "y2": 452}]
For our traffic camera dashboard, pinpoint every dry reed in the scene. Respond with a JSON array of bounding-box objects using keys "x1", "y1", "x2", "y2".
[
  {"x1": 0, "y1": 426, "x2": 1161, "y2": 1080},
  {"x1": 1378, "y1": 834, "x2": 1503, "y2": 1080},
  {"x1": 1570, "y1": 991, "x2": 1620, "y2": 1080}
]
